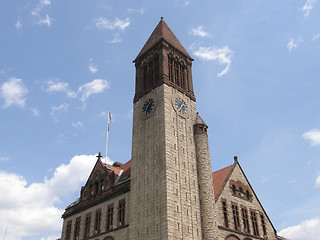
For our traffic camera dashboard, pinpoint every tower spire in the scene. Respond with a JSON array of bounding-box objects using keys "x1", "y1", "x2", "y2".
[
  {"x1": 134, "y1": 19, "x2": 195, "y2": 103},
  {"x1": 135, "y1": 17, "x2": 192, "y2": 61}
]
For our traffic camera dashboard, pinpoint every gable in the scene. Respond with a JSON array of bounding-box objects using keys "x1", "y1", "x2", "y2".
[
  {"x1": 212, "y1": 164, "x2": 234, "y2": 200},
  {"x1": 214, "y1": 161, "x2": 278, "y2": 235},
  {"x1": 80, "y1": 160, "x2": 115, "y2": 202}
]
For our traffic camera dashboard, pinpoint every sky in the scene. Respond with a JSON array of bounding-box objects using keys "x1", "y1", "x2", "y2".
[{"x1": 0, "y1": 0, "x2": 320, "y2": 239}]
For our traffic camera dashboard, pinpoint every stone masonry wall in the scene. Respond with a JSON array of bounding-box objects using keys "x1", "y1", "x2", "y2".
[
  {"x1": 214, "y1": 164, "x2": 278, "y2": 240},
  {"x1": 61, "y1": 192, "x2": 129, "y2": 240},
  {"x1": 194, "y1": 131, "x2": 216, "y2": 239}
]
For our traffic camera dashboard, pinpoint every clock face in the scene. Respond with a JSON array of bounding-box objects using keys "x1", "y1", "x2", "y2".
[
  {"x1": 175, "y1": 97, "x2": 187, "y2": 114},
  {"x1": 142, "y1": 98, "x2": 154, "y2": 115}
]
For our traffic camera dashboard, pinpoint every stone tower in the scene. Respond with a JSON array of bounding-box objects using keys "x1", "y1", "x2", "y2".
[
  {"x1": 194, "y1": 113, "x2": 216, "y2": 239},
  {"x1": 128, "y1": 18, "x2": 214, "y2": 239},
  {"x1": 60, "y1": 18, "x2": 284, "y2": 240}
]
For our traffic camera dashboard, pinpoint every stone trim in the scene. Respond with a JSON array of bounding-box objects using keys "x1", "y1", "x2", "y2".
[
  {"x1": 218, "y1": 225, "x2": 267, "y2": 240},
  {"x1": 62, "y1": 182, "x2": 130, "y2": 219}
]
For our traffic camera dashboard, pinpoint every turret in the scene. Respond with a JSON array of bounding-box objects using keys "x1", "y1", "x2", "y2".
[{"x1": 194, "y1": 113, "x2": 216, "y2": 239}]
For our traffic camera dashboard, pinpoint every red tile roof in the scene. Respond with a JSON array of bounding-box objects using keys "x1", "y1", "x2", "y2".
[
  {"x1": 102, "y1": 160, "x2": 131, "y2": 184},
  {"x1": 102, "y1": 158, "x2": 234, "y2": 200},
  {"x1": 212, "y1": 164, "x2": 234, "y2": 199}
]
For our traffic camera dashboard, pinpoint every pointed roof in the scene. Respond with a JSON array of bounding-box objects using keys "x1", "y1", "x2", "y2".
[
  {"x1": 212, "y1": 159, "x2": 279, "y2": 236},
  {"x1": 135, "y1": 17, "x2": 192, "y2": 60},
  {"x1": 212, "y1": 164, "x2": 234, "y2": 199},
  {"x1": 194, "y1": 112, "x2": 207, "y2": 126}
]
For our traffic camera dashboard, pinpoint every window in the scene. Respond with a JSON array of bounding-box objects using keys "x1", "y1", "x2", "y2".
[
  {"x1": 260, "y1": 214, "x2": 267, "y2": 236},
  {"x1": 232, "y1": 203, "x2": 240, "y2": 230},
  {"x1": 251, "y1": 210, "x2": 259, "y2": 236},
  {"x1": 94, "y1": 210, "x2": 101, "y2": 234},
  {"x1": 73, "y1": 217, "x2": 81, "y2": 240},
  {"x1": 84, "y1": 214, "x2": 91, "y2": 237},
  {"x1": 222, "y1": 200, "x2": 229, "y2": 228},
  {"x1": 118, "y1": 200, "x2": 126, "y2": 226},
  {"x1": 168, "y1": 55, "x2": 187, "y2": 91},
  {"x1": 239, "y1": 187, "x2": 245, "y2": 197},
  {"x1": 231, "y1": 184, "x2": 236, "y2": 195},
  {"x1": 142, "y1": 54, "x2": 159, "y2": 91},
  {"x1": 246, "y1": 190, "x2": 250, "y2": 200},
  {"x1": 107, "y1": 205, "x2": 114, "y2": 230},
  {"x1": 66, "y1": 220, "x2": 72, "y2": 240},
  {"x1": 241, "y1": 207, "x2": 250, "y2": 233}
]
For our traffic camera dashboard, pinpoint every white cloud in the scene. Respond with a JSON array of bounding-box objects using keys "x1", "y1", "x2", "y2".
[
  {"x1": 15, "y1": 21, "x2": 22, "y2": 30},
  {"x1": 0, "y1": 78, "x2": 28, "y2": 108},
  {"x1": 78, "y1": 79, "x2": 110, "y2": 102},
  {"x1": 93, "y1": 17, "x2": 131, "y2": 31},
  {"x1": 287, "y1": 37, "x2": 303, "y2": 52},
  {"x1": 190, "y1": 26, "x2": 210, "y2": 37},
  {"x1": 312, "y1": 33, "x2": 320, "y2": 41},
  {"x1": 182, "y1": 0, "x2": 191, "y2": 6},
  {"x1": 88, "y1": 62, "x2": 99, "y2": 73},
  {"x1": 316, "y1": 175, "x2": 320, "y2": 188},
  {"x1": 46, "y1": 80, "x2": 76, "y2": 98},
  {"x1": 127, "y1": 8, "x2": 147, "y2": 14},
  {"x1": 50, "y1": 103, "x2": 69, "y2": 116},
  {"x1": 30, "y1": 107, "x2": 40, "y2": 117},
  {"x1": 37, "y1": 14, "x2": 54, "y2": 27},
  {"x1": 279, "y1": 217, "x2": 320, "y2": 240},
  {"x1": 45, "y1": 79, "x2": 109, "y2": 104},
  {"x1": 72, "y1": 121, "x2": 83, "y2": 128},
  {"x1": 31, "y1": 0, "x2": 53, "y2": 27},
  {"x1": 301, "y1": 0, "x2": 318, "y2": 17},
  {"x1": 193, "y1": 46, "x2": 233, "y2": 77},
  {"x1": 0, "y1": 157, "x2": 10, "y2": 161},
  {"x1": 108, "y1": 32, "x2": 122, "y2": 43},
  {"x1": 0, "y1": 154, "x2": 112, "y2": 240},
  {"x1": 31, "y1": 0, "x2": 51, "y2": 16},
  {"x1": 303, "y1": 129, "x2": 320, "y2": 146}
]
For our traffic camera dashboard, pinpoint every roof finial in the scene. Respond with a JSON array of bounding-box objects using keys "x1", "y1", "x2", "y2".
[
  {"x1": 234, "y1": 156, "x2": 238, "y2": 163},
  {"x1": 97, "y1": 152, "x2": 102, "y2": 161},
  {"x1": 160, "y1": 17, "x2": 164, "y2": 20}
]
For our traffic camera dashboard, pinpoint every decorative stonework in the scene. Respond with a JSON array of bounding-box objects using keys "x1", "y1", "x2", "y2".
[{"x1": 229, "y1": 179, "x2": 253, "y2": 202}]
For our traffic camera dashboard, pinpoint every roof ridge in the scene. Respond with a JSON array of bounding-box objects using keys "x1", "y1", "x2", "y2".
[{"x1": 135, "y1": 18, "x2": 192, "y2": 60}]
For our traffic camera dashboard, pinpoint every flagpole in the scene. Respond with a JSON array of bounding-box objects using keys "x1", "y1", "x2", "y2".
[
  {"x1": 105, "y1": 109, "x2": 109, "y2": 163},
  {"x1": 3, "y1": 225, "x2": 7, "y2": 240}
]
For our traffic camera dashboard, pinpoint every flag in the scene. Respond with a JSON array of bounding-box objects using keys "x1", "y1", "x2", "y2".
[
  {"x1": 108, "y1": 111, "x2": 112, "y2": 123},
  {"x1": 107, "y1": 110, "x2": 112, "y2": 131}
]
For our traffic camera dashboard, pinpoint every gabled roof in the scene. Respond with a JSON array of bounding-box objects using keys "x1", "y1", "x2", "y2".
[
  {"x1": 212, "y1": 164, "x2": 234, "y2": 199},
  {"x1": 101, "y1": 160, "x2": 131, "y2": 185},
  {"x1": 212, "y1": 159, "x2": 279, "y2": 236},
  {"x1": 135, "y1": 18, "x2": 192, "y2": 60}
]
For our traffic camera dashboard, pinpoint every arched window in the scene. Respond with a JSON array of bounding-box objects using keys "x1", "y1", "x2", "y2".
[
  {"x1": 103, "y1": 236, "x2": 115, "y2": 240},
  {"x1": 246, "y1": 190, "x2": 250, "y2": 200},
  {"x1": 167, "y1": 54, "x2": 187, "y2": 91},
  {"x1": 142, "y1": 54, "x2": 159, "y2": 91},
  {"x1": 225, "y1": 234, "x2": 240, "y2": 240},
  {"x1": 231, "y1": 184, "x2": 236, "y2": 195}
]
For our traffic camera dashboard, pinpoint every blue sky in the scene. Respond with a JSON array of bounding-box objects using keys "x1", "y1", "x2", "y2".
[{"x1": 0, "y1": 0, "x2": 320, "y2": 239}]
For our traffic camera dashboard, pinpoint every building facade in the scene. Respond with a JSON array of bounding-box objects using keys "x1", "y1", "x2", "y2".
[{"x1": 60, "y1": 18, "x2": 284, "y2": 240}]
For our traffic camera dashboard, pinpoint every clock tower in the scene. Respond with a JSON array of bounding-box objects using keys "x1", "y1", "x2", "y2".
[{"x1": 129, "y1": 18, "x2": 215, "y2": 239}]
